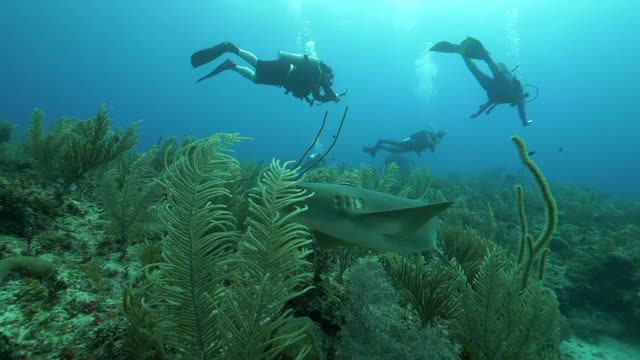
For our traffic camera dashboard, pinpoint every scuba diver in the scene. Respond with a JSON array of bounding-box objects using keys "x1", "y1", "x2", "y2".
[
  {"x1": 191, "y1": 41, "x2": 346, "y2": 106},
  {"x1": 430, "y1": 37, "x2": 533, "y2": 127},
  {"x1": 363, "y1": 129, "x2": 447, "y2": 157}
]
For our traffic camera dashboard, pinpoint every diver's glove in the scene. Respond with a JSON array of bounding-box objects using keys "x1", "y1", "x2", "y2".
[{"x1": 314, "y1": 89, "x2": 348, "y2": 106}]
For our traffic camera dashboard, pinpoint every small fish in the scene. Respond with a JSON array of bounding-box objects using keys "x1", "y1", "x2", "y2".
[
  {"x1": 559, "y1": 147, "x2": 564, "y2": 152},
  {"x1": 528, "y1": 151, "x2": 537, "y2": 156}
]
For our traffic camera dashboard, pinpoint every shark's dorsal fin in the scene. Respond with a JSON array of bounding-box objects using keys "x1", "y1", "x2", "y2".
[{"x1": 355, "y1": 201, "x2": 454, "y2": 240}]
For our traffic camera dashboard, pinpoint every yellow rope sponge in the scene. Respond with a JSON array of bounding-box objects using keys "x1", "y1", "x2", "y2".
[
  {"x1": 511, "y1": 135, "x2": 558, "y2": 289},
  {"x1": 515, "y1": 184, "x2": 528, "y2": 264}
]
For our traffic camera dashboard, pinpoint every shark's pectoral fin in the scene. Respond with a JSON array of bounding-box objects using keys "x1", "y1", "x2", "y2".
[{"x1": 356, "y1": 201, "x2": 455, "y2": 240}]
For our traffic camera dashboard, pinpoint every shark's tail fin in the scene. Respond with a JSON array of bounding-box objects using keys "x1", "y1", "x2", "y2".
[{"x1": 363, "y1": 146, "x2": 378, "y2": 157}]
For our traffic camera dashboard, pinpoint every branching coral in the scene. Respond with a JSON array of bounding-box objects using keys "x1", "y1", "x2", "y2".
[
  {"x1": 454, "y1": 249, "x2": 563, "y2": 360},
  {"x1": 377, "y1": 162, "x2": 400, "y2": 193},
  {"x1": 98, "y1": 149, "x2": 163, "y2": 254},
  {"x1": 359, "y1": 163, "x2": 377, "y2": 189},
  {"x1": 216, "y1": 159, "x2": 316, "y2": 359},
  {"x1": 24, "y1": 105, "x2": 141, "y2": 191},
  {"x1": 0, "y1": 121, "x2": 16, "y2": 162},
  {"x1": 127, "y1": 134, "x2": 316, "y2": 359},
  {"x1": 440, "y1": 225, "x2": 496, "y2": 283},
  {"x1": 59, "y1": 105, "x2": 141, "y2": 190},
  {"x1": 146, "y1": 133, "x2": 243, "y2": 359},
  {"x1": 399, "y1": 166, "x2": 433, "y2": 199},
  {"x1": 0, "y1": 121, "x2": 15, "y2": 144},
  {"x1": 220, "y1": 160, "x2": 264, "y2": 230},
  {"x1": 25, "y1": 109, "x2": 75, "y2": 179},
  {"x1": 386, "y1": 254, "x2": 466, "y2": 327}
]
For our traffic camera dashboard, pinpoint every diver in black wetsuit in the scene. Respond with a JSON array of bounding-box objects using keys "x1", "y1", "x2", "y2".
[
  {"x1": 430, "y1": 37, "x2": 533, "y2": 127},
  {"x1": 363, "y1": 129, "x2": 447, "y2": 157},
  {"x1": 191, "y1": 41, "x2": 346, "y2": 106}
]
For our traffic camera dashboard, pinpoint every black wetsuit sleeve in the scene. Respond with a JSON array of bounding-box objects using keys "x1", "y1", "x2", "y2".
[
  {"x1": 517, "y1": 99, "x2": 527, "y2": 124},
  {"x1": 463, "y1": 57, "x2": 493, "y2": 92},
  {"x1": 312, "y1": 81, "x2": 339, "y2": 103},
  {"x1": 471, "y1": 100, "x2": 494, "y2": 118},
  {"x1": 485, "y1": 58, "x2": 502, "y2": 78}
]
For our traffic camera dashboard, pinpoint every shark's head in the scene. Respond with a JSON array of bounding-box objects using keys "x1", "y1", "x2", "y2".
[{"x1": 292, "y1": 182, "x2": 454, "y2": 254}]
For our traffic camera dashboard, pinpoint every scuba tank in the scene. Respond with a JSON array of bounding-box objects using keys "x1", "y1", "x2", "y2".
[
  {"x1": 278, "y1": 51, "x2": 321, "y2": 67},
  {"x1": 278, "y1": 51, "x2": 323, "y2": 99}
]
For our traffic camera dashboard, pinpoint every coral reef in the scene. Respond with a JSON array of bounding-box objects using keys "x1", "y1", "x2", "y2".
[
  {"x1": 336, "y1": 257, "x2": 460, "y2": 359},
  {"x1": 0, "y1": 256, "x2": 55, "y2": 282},
  {"x1": 0, "y1": 176, "x2": 62, "y2": 242},
  {"x1": 0, "y1": 118, "x2": 638, "y2": 359}
]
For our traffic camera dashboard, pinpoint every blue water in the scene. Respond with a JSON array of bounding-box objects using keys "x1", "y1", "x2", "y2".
[{"x1": 1, "y1": 0, "x2": 638, "y2": 200}]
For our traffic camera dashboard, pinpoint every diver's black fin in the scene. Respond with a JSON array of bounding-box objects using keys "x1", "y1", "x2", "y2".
[
  {"x1": 196, "y1": 59, "x2": 235, "y2": 83},
  {"x1": 458, "y1": 37, "x2": 490, "y2": 60},
  {"x1": 429, "y1": 41, "x2": 460, "y2": 54},
  {"x1": 363, "y1": 146, "x2": 377, "y2": 157},
  {"x1": 191, "y1": 47, "x2": 221, "y2": 68},
  {"x1": 191, "y1": 42, "x2": 238, "y2": 68},
  {"x1": 430, "y1": 38, "x2": 490, "y2": 60}
]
